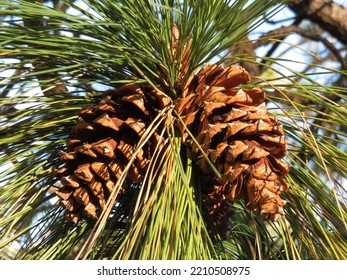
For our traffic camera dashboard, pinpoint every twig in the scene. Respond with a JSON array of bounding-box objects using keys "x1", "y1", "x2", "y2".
[{"x1": 256, "y1": 24, "x2": 347, "y2": 70}]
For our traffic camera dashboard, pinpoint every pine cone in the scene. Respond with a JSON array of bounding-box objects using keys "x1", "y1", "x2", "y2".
[
  {"x1": 175, "y1": 64, "x2": 289, "y2": 235},
  {"x1": 55, "y1": 61, "x2": 289, "y2": 239},
  {"x1": 55, "y1": 83, "x2": 169, "y2": 222}
]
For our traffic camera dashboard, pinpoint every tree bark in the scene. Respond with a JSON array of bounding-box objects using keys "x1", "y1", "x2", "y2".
[{"x1": 287, "y1": 0, "x2": 347, "y2": 44}]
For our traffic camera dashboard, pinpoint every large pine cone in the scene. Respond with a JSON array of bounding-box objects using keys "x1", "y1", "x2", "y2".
[
  {"x1": 175, "y1": 64, "x2": 289, "y2": 235},
  {"x1": 55, "y1": 62, "x2": 289, "y2": 239},
  {"x1": 55, "y1": 84, "x2": 169, "y2": 222}
]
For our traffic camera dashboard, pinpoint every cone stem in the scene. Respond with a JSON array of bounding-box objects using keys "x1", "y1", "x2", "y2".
[{"x1": 173, "y1": 110, "x2": 222, "y2": 181}]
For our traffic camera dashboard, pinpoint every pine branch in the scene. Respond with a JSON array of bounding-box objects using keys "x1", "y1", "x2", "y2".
[
  {"x1": 256, "y1": 25, "x2": 347, "y2": 69},
  {"x1": 287, "y1": 0, "x2": 347, "y2": 44}
]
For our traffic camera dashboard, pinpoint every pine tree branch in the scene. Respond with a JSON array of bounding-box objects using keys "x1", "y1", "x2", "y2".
[
  {"x1": 256, "y1": 25, "x2": 347, "y2": 69},
  {"x1": 287, "y1": 0, "x2": 347, "y2": 44},
  {"x1": 230, "y1": 35, "x2": 261, "y2": 77}
]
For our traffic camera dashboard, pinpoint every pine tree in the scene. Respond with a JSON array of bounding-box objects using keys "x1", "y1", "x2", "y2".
[{"x1": 0, "y1": 0, "x2": 346, "y2": 260}]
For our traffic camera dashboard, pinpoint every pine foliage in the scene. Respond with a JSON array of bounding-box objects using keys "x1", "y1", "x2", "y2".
[{"x1": 0, "y1": 0, "x2": 346, "y2": 260}]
